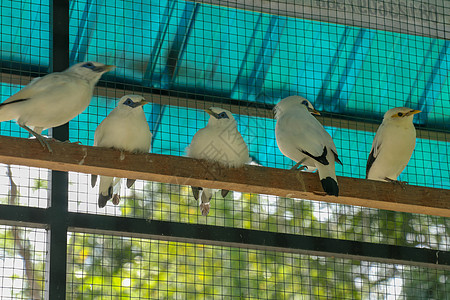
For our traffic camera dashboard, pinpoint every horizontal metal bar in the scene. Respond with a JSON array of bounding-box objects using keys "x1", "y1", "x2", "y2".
[
  {"x1": 1, "y1": 71, "x2": 448, "y2": 142},
  {"x1": 69, "y1": 215, "x2": 450, "y2": 270},
  {"x1": 188, "y1": 0, "x2": 449, "y2": 40},
  {"x1": 0, "y1": 204, "x2": 448, "y2": 270},
  {"x1": 0, "y1": 205, "x2": 48, "y2": 229}
]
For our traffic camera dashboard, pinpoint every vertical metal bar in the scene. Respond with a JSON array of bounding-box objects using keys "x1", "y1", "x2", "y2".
[{"x1": 45, "y1": 1, "x2": 70, "y2": 299}]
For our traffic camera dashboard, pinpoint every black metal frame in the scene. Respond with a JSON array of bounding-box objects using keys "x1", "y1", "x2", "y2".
[
  {"x1": 0, "y1": 1, "x2": 449, "y2": 299},
  {"x1": 0, "y1": 205, "x2": 448, "y2": 273},
  {"x1": 47, "y1": 1, "x2": 70, "y2": 298}
]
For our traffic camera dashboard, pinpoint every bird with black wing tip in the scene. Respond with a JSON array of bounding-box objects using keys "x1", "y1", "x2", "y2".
[
  {"x1": 187, "y1": 107, "x2": 250, "y2": 216},
  {"x1": 91, "y1": 95, "x2": 152, "y2": 208},
  {"x1": 275, "y1": 95, "x2": 343, "y2": 196},
  {"x1": 366, "y1": 107, "x2": 421, "y2": 183},
  {"x1": 0, "y1": 61, "x2": 115, "y2": 151}
]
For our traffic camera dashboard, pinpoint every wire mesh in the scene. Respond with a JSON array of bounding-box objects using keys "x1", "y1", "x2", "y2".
[
  {"x1": 66, "y1": 232, "x2": 449, "y2": 299},
  {"x1": 0, "y1": 165, "x2": 49, "y2": 208},
  {"x1": 0, "y1": 225, "x2": 47, "y2": 300},
  {"x1": 0, "y1": 0, "x2": 449, "y2": 299},
  {"x1": 0, "y1": 0, "x2": 51, "y2": 209}
]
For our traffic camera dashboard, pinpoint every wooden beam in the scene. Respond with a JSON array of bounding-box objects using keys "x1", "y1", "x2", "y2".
[
  {"x1": 1, "y1": 72, "x2": 448, "y2": 142},
  {"x1": 0, "y1": 135, "x2": 448, "y2": 217}
]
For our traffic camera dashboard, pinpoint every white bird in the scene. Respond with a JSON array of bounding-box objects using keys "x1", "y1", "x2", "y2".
[
  {"x1": 187, "y1": 107, "x2": 250, "y2": 216},
  {"x1": 91, "y1": 95, "x2": 152, "y2": 208},
  {"x1": 0, "y1": 61, "x2": 115, "y2": 151},
  {"x1": 275, "y1": 95, "x2": 343, "y2": 196},
  {"x1": 366, "y1": 107, "x2": 421, "y2": 182}
]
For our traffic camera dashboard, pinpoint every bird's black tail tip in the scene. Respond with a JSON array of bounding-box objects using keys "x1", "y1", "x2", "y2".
[
  {"x1": 98, "y1": 186, "x2": 113, "y2": 208},
  {"x1": 320, "y1": 177, "x2": 339, "y2": 196}
]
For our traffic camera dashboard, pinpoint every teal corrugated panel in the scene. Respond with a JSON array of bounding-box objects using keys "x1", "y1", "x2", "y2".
[{"x1": 0, "y1": 0, "x2": 50, "y2": 66}]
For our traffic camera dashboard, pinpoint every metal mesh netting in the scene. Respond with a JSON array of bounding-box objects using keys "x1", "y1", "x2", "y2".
[
  {"x1": 68, "y1": 178, "x2": 449, "y2": 251},
  {"x1": 0, "y1": 225, "x2": 46, "y2": 300},
  {"x1": 65, "y1": 232, "x2": 449, "y2": 299},
  {"x1": 0, "y1": 0, "x2": 449, "y2": 299}
]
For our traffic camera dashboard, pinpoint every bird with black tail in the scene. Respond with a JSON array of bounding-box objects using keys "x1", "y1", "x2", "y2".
[
  {"x1": 91, "y1": 95, "x2": 152, "y2": 208},
  {"x1": 275, "y1": 95, "x2": 343, "y2": 196}
]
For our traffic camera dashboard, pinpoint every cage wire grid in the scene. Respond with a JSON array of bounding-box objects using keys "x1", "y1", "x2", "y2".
[
  {"x1": 0, "y1": 0, "x2": 449, "y2": 299},
  {"x1": 63, "y1": 232, "x2": 448, "y2": 299}
]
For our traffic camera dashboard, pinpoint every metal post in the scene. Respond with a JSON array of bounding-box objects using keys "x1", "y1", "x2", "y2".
[{"x1": 45, "y1": 0, "x2": 70, "y2": 299}]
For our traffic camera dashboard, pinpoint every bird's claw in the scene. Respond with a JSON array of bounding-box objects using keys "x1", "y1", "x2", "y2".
[
  {"x1": 19, "y1": 125, "x2": 53, "y2": 152},
  {"x1": 291, "y1": 160, "x2": 307, "y2": 171},
  {"x1": 385, "y1": 178, "x2": 408, "y2": 190},
  {"x1": 313, "y1": 191, "x2": 328, "y2": 196},
  {"x1": 35, "y1": 136, "x2": 53, "y2": 153},
  {"x1": 200, "y1": 203, "x2": 210, "y2": 216},
  {"x1": 62, "y1": 140, "x2": 82, "y2": 145}
]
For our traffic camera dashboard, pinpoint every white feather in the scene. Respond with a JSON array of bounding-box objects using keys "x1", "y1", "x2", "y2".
[
  {"x1": 0, "y1": 62, "x2": 114, "y2": 133},
  {"x1": 93, "y1": 95, "x2": 152, "y2": 207},
  {"x1": 187, "y1": 107, "x2": 249, "y2": 215},
  {"x1": 366, "y1": 107, "x2": 420, "y2": 181},
  {"x1": 275, "y1": 95, "x2": 341, "y2": 196}
]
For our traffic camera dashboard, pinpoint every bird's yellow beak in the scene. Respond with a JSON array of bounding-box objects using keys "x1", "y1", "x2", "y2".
[
  {"x1": 103, "y1": 65, "x2": 116, "y2": 72},
  {"x1": 204, "y1": 108, "x2": 220, "y2": 119},
  {"x1": 139, "y1": 99, "x2": 149, "y2": 106},
  {"x1": 311, "y1": 109, "x2": 321, "y2": 116},
  {"x1": 407, "y1": 109, "x2": 421, "y2": 116}
]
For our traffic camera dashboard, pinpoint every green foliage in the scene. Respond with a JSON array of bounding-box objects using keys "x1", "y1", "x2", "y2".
[
  {"x1": 0, "y1": 225, "x2": 46, "y2": 299},
  {"x1": 32, "y1": 178, "x2": 48, "y2": 191},
  {"x1": 63, "y1": 182, "x2": 449, "y2": 299},
  {"x1": 1, "y1": 180, "x2": 448, "y2": 299}
]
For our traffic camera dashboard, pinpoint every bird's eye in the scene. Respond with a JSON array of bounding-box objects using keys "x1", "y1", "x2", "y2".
[
  {"x1": 397, "y1": 112, "x2": 403, "y2": 117},
  {"x1": 218, "y1": 112, "x2": 229, "y2": 119},
  {"x1": 82, "y1": 62, "x2": 95, "y2": 69},
  {"x1": 301, "y1": 100, "x2": 309, "y2": 106},
  {"x1": 123, "y1": 98, "x2": 133, "y2": 106}
]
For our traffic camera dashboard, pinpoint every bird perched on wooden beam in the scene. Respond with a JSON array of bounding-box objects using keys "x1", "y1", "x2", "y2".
[
  {"x1": 366, "y1": 107, "x2": 421, "y2": 182},
  {"x1": 187, "y1": 107, "x2": 250, "y2": 216},
  {"x1": 275, "y1": 95, "x2": 343, "y2": 196},
  {"x1": 91, "y1": 95, "x2": 152, "y2": 208},
  {"x1": 0, "y1": 61, "x2": 115, "y2": 151}
]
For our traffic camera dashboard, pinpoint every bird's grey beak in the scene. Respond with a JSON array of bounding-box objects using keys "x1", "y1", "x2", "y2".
[
  {"x1": 102, "y1": 65, "x2": 116, "y2": 72},
  {"x1": 407, "y1": 109, "x2": 421, "y2": 116},
  {"x1": 204, "y1": 108, "x2": 219, "y2": 118},
  {"x1": 310, "y1": 108, "x2": 321, "y2": 116}
]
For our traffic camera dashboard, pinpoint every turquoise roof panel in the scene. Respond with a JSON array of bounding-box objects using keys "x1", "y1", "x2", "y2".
[{"x1": 0, "y1": 0, "x2": 448, "y2": 191}]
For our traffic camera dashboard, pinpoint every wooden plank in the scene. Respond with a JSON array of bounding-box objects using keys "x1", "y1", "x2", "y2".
[
  {"x1": 0, "y1": 135, "x2": 448, "y2": 217},
  {"x1": 1, "y1": 72, "x2": 448, "y2": 142}
]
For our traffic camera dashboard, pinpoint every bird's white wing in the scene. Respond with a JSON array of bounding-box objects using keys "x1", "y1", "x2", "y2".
[
  {"x1": 278, "y1": 113, "x2": 329, "y2": 158},
  {"x1": 2, "y1": 73, "x2": 71, "y2": 104},
  {"x1": 93, "y1": 119, "x2": 108, "y2": 147},
  {"x1": 187, "y1": 127, "x2": 210, "y2": 158},
  {"x1": 91, "y1": 119, "x2": 108, "y2": 188}
]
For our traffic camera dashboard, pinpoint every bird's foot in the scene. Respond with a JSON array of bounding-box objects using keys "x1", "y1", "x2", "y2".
[
  {"x1": 112, "y1": 194, "x2": 120, "y2": 205},
  {"x1": 34, "y1": 135, "x2": 53, "y2": 153},
  {"x1": 61, "y1": 140, "x2": 82, "y2": 145},
  {"x1": 290, "y1": 163, "x2": 307, "y2": 171},
  {"x1": 313, "y1": 191, "x2": 328, "y2": 196},
  {"x1": 200, "y1": 202, "x2": 210, "y2": 216},
  {"x1": 385, "y1": 178, "x2": 408, "y2": 190},
  {"x1": 19, "y1": 125, "x2": 53, "y2": 152}
]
